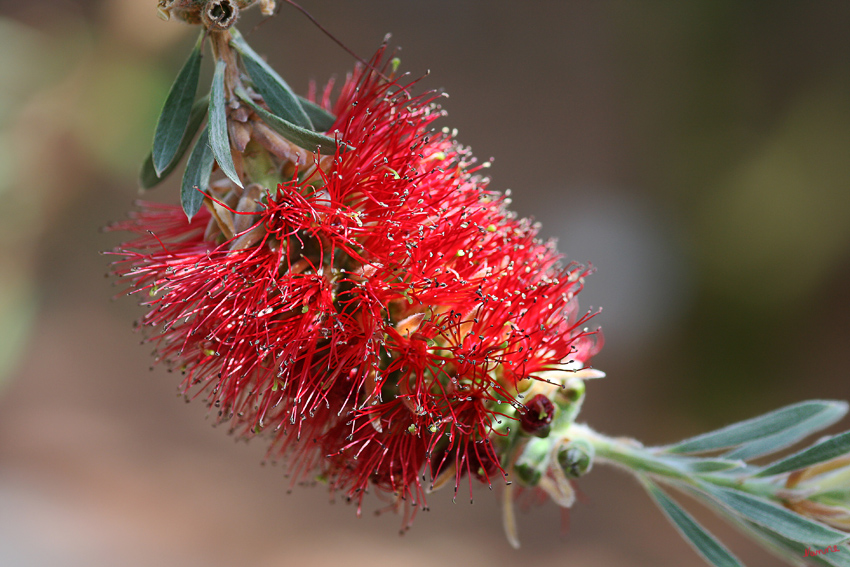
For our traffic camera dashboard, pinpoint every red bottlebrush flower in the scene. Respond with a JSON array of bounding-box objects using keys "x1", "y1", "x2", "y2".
[{"x1": 110, "y1": 49, "x2": 601, "y2": 528}]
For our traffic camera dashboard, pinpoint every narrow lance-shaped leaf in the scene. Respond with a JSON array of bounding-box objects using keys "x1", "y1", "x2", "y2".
[
  {"x1": 296, "y1": 95, "x2": 337, "y2": 132},
  {"x1": 730, "y1": 520, "x2": 811, "y2": 567},
  {"x1": 818, "y1": 544, "x2": 850, "y2": 567},
  {"x1": 757, "y1": 431, "x2": 850, "y2": 477},
  {"x1": 140, "y1": 95, "x2": 209, "y2": 190},
  {"x1": 697, "y1": 483, "x2": 850, "y2": 547},
  {"x1": 658, "y1": 456, "x2": 746, "y2": 474},
  {"x1": 725, "y1": 403, "x2": 848, "y2": 461},
  {"x1": 643, "y1": 479, "x2": 745, "y2": 567},
  {"x1": 230, "y1": 29, "x2": 313, "y2": 130},
  {"x1": 236, "y1": 88, "x2": 351, "y2": 156},
  {"x1": 209, "y1": 59, "x2": 243, "y2": 188},
  {"x1": 181, "y1": 126, "x2": 215, "y2": 220},
  {"x1": 740, "y1": 520, "x2": 850, "y2": 567},
  {"x1": 666, "y1": 401, "x2": 848, "y2": 454},
  {"x1": 153, "y1": 31, "x2": 204, "y2": 175}
]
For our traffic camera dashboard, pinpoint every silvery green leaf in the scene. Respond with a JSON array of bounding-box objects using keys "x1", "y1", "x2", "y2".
[
  {"x1": 821, "y1": 546, "x2": 850, "y2": 567},
  {"x1": 742, "y1": 521, "x2": 850, "y2": 567},
  {"x1": 667, "y1": 401, "x2": 848, "y2": 455},
  {"x1": 230, "y1": 29, "x2": 313, "y2": 130},
  {"x1": 181, "y1": 126, "x2": 215, "y2": 220},
  {"x1": 814, "y1": 545, "x2": 850, "y2": 567},
  {"x1": 236, "y1": 89, "x2": 351, "y2": 155},
  {"x1": 152, "y1": 31, "x2": 204, "y2": 176},
  {"x1": 296, "y1": 95, "x2": 336, "y2": 131},
  {"x1": 725, "y1": 402, "x2": 848, "y2": 461},
  {"x1": 209, "y1": 59, "x2": 242, "y2": 188},
  {"x1": 756, "y1": 431, "x2": 850, "y2": 477},
  {"x1": 670, "y1": 458, "x2": 746, "y2": 474},
  {"x1": 140, "y1": 95, "x2": 208, "y2": 190},
  {"x1": 698, "y1": 483, "x2": 849, "y2": 547},
  {"x1": 643, "y1": 479, "x2": 745, "y2": 567}
]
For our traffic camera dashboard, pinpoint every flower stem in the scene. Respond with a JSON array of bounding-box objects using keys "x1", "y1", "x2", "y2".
[{"x1": 565, "y1": 423, "x2": 778, "y2": 500}]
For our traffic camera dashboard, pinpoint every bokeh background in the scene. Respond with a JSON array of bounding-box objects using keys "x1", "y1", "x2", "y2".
[{"x1": 1, "y1": 1, "x2": 849, "y2": 566}]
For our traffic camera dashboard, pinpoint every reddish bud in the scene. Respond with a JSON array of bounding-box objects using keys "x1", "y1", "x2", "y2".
[{"x1": 519, "y1": 394, "x2": 556, "y2": 437}]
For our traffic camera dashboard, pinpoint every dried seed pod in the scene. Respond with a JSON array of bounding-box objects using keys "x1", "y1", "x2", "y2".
[
  {"x1": 202, "y1": 0, "x2": 239, "y2": 31},
  {"x1": 162, "y1": 0, "x2": 205, "y2": 24},
  {"x1": 160, "y1": 0, "x2": 271, "y2": 25}
]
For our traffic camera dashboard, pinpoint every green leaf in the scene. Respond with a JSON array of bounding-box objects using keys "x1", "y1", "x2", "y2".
[
  {"x1": 735, "y1": 520, "x2": 831, "y2": 567},
  {"x1": 209, "y1": 59, "x2": 242, "y2": 188},
  {"x1": 725, "y1": 402, "x2": 848, "y2": 461},
  {"x1": 181, "y1": 126, "x2": 215, "y2": 220},
  {"x1": 670, "y1": 458, "x2": 746, "y2": 474},
  {"x1": 140, "y1": 95, "x2": 208, "y2": 190},
  {"x1": 813, "y1": 489, "x2": 850, "y2": 508},
  {"x1": 742, "y1": 521, "x2": 850, "y2": 567},
  {"x1": 821, "y1": 546, "x2": 850, "y2": 567},
  {"x1": 230, "y1": 29, "x2": 313, "y2": 130},
  {"x1": 756, "y1": 431, "x2": 850, "y2": 477},
  {"x1": 814, "y1": 545, "x2": 850, "y2": 567},
  {"x1": 236, "y1": 88, "x2": 351, "y2": 155},
  {"x1": 667, "y1": 401, "x2": 849, "y2": 455},
  {"x1": 699, "y1": 483, "x2": 849, "y2": 547},
  {"x1": 643, "y1": 479, "x2": 744, "y2": 567},
  {"x1": 296, "y1": 95, "x2": 337, "y2": 131},
  {"x1": 152, "y1": 31, "x2": 204, "y2": 176}
]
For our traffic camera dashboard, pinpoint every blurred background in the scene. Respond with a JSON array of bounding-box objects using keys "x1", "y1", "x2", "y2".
[{"x1": 1, "y1": 1, "x2": 849, "y2": 565}]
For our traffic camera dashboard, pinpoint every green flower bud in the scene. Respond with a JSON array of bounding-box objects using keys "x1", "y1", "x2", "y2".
[
  {"x1": 513, "y1": 437, "x2": 551, "y2": 487},
  {"x1": 558, "y1": 439, "x2": 594, "y2": 479},
  {"x1": 514, "y1": 462, "x2": 543, "y2": 486}
]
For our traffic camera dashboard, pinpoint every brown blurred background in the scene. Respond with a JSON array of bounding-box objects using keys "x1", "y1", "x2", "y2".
[{"x1": 1, "y1": 1, "x2": 849, "y2": 566}]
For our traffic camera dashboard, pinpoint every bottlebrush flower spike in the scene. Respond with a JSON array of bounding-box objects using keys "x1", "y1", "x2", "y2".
[
  {"x1": 111, "y1": 34, "x2": 602, "y2": 530},
  {"x1": 109, "y1": 6, "x2": 850, "y2": 563}
]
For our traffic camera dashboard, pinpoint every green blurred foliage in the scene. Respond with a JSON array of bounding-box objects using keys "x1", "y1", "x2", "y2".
[
  {"x1": 0, "y1": 9, "x2": 175, "y2": 388},
  {"x1": 607, "y1": 2, "x2": 850, "y2": 418}
]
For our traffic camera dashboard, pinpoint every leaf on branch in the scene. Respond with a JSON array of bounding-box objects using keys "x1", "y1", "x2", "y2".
[
  {"x1": 152, "y1": 31, "x2": 204, "y2": 176},
  {"x1": 756, "y1": 431, "x2": 850, "y2": 478},
  {"x1": 209, "y1": 59, "x2": 242, "y2": 188},
  {"x1": 661, "y1": 457, "x2": 746, "y2": 474},
  {"x1": 181, "y1": 126, "x2": 215, "y2": 220},
  {"x1": 819, "y1": 545, "x2": 850, "y2": 567},
  {"x1": 643, "y1": 479, "x2": 745, "y2": 567},
  {"x1": 666, "y1": 401, "x2": 849, "y2": 455},
  {"x1": 230, "y1": 29, "x2": 314, "y2": 130},
  {"x1": 733, "y1": 521, "x2": 810, "y2": 567},
  {"x1": 697, "y1": 483, "x2": 850, "y2": 547},
  {"x1": 236, "y1": 88, "x2": 351, "y2": 155},
  {"x1": 296, "y1": 95, "x2": 337, "y2": 132},
  {"x1": 140, "y1": 95, "x2": 209, "y2": 190},
  {"x1": 740, "y1": 521, "x2": 850, "y2": 567},
  {"x1": 725, "y1": 403, "x2": 849, "y2": 461}
]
